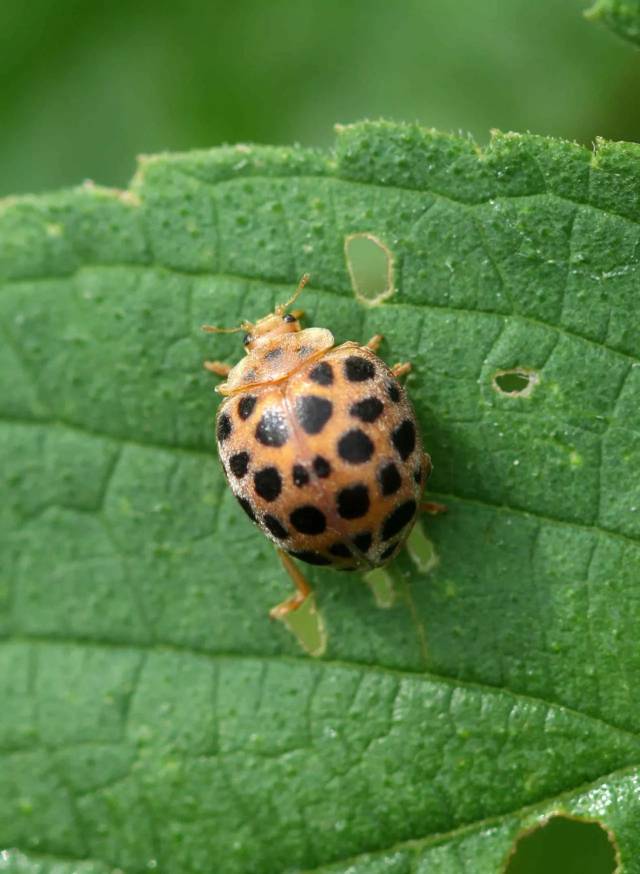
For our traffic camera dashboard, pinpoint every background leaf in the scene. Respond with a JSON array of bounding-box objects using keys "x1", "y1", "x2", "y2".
[
  {"x1": 2, "y1": 120, "x2": 640, "y2": 872},
  {"x1": 3, "y1": 0, "x2": 640, "y2": 197},
  {"x1": 587, "y1": 0, "x2": 640, "y2": 48}
]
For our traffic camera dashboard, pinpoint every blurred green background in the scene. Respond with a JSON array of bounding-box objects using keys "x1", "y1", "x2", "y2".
[{"x1": 2, "y1": 0, "x2": 640, "y2": 197}]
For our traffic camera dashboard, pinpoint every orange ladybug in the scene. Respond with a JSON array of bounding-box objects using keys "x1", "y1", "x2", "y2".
[{"x1": 203, "y1": 276, "x2": 444, "y2": 619}]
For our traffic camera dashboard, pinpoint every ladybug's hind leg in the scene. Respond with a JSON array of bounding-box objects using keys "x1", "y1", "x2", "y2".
[
  {"x1": 270, "y1": 550, "x2": 313, "y2": 619},
  {"x1": 204, "y1": 361, "x2": 231, "y2": 377},
  {"x1": 421, "y1": 501, "x2": 447, "y2": 515},
  {"x1": 419, "y1": 453, "x2": 446, "y2": 514}
]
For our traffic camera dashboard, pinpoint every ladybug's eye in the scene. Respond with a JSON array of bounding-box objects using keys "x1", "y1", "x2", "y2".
[
  {"x1": 283, "y1": 314, "x2": 296, "y2": 324},
  {"x1": 243, "y1": 333, "x2": 252, "y2": 345}
]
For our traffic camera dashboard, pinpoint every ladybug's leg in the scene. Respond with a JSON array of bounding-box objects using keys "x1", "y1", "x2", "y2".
[
  {"x1": 391, "y1": 362, "x2": 411, "y2": 378},
  {"x1": 420, "y1": 500, "x2": 447, "y2": 515},
  {"x1": 365, "y1": 333, "x2": 384, "y2": 353},
  {"x1": 364, "y1": 334, "x2": 410, "y2": 375},
  {"x1": 270, "y1": 550, "x2": 313, "y2": 619},
  {"x1": 419, "y1": 452, "x2": 446, "y2": 512},
  {"x1": 204, "y1": 361, "x2": 231, "y2": 377}
]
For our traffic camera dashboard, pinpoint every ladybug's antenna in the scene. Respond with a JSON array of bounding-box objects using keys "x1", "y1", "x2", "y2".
[
  {"x1": 275, "y1": 273, "x2": 310, "y2": 316},
  {"x1": 201, "y1": 320, "x2": 252, "y2": 334}
]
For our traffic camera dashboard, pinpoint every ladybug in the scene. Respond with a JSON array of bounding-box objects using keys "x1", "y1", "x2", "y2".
[{"x1": 203, "y1": 275, "x2": 445, "y2": 619}]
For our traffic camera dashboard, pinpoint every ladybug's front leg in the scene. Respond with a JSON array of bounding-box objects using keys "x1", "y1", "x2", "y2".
[
  {"x1": 204, "y1": 361, "x2": 231, "y2": 377},
  {"x1": 365, "y1": 335, "x2": 411, "y2": 378},
  {"x1": 421, "y1": 500, "x2": 447, "y2": 515},
  {"x1": 391, "y1": 362, "x2": 411, "y2": 378},
  {"x1": 270, "y1": 551, "x2": 313, "y2": 619},
  {"x1": 365, "y1": 334, "x2": 383, "y2": 353}
]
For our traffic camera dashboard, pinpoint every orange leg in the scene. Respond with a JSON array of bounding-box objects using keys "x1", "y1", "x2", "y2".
[
  {"x1": 204, "y1": 360, "x2": 231, "y2": 377},
  {"x1": 420, "y1": 501, "x2": 447, "y2": 515},
  {"x1": 270, "y1": 550, "x2": 313, "y2": 619},
  {"x1": 392, "y1": 362, "x2": 411, "y2": 378},
  {"x1": 419, "y1": 453, "x2": 445, "y2": 512},
  {"x1": 366, "y1": 334, "x2": 384, "y2": 353}
]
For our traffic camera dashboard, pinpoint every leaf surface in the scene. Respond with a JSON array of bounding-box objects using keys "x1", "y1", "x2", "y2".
[{"x1": 2, "y1": 121, "x2": 640, "y2": 872}]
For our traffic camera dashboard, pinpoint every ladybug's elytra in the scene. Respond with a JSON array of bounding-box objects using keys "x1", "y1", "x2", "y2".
[{"x1": 203, "y1": 275, "x2": 445, "y2": 619}]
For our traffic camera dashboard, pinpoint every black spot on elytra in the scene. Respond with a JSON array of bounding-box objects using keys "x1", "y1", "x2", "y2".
[
  {"x1": 292, "y1": 465, "x2": 309, "y2": 487},
  {"x1": 217, "y1": 413, "x2": 232, "y2": 443},
  {"x1": 329, "y1": 542, "x2": 352, "y2": 558},
  {"x1": 350, "y1": 396, "x2": 384, "y2": 423},
  {"x1": 309, "y1": 361, "x2": 333, "y2": 385},
  {"x1": 263, "y1": 514, "x2": 288, "y2": 539},
  {"x1": 392, "y1": 419, "x2": 416, "y2": 461},
  {"x1": 238, "y1": 395, "x2": 257, "y2": 420},
  {"x1": 387, "y1": 381, "x2": 401, "y2": 403},
  {"x1": 229, "y1": 451, "x2": 249, "y2": 479},
  {"x1": 255, "y1": 408, "x2": 289, "y2": 447},
  {"x1": 379, "y1": 462, "x2": 401, "y2": 496},
  {"x1": 253, "y1": 466, "x2": 282, "y2": 502},
  {"x1": 337, "y1": 484, "x2": 370, "y2": 519},
  {"x1": 290, "y1": 505, "x2": 326, "y2": 535},
  {"x1": 237, "y1": 496, "x2": 257, "y2": 522},
  {"x1": 338, "y1": 429, "x2": 374, "y2": 464},
  {"x1": 313, "y1": 455, "x2": 331, "y2": 478},
  {"x1": 289, "y1": 550, "x2": 331, "y2": 566},
  {"x1": 380, "y1": 543, "x2": 399, "y2": 561},
  {"x1": 264, "y1": 347, "x2": 282, "y2": 361},
  {"x1": 352, "y1": 532, "x2": 372, "y2": 553},
  {"x1": 382, "y1": 499, "x2": 417, "y2": 541},
  {"x1": 295, "y1": 395, "x2": 333, "y2": 435},
  {"x1": 344, "y1": 355, "x2": 375, "y2": 382}
]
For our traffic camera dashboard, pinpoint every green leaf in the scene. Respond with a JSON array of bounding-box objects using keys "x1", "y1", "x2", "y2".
[
  {"x1": 586, "y1": 0, "x2": 640, "y2": 48},
  {"x1": 2, "y1": 120, "x2": 640, "y2": 872}
]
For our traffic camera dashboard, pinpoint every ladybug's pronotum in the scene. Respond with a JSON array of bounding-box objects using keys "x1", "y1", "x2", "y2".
[{"x1": 203, "y1": 275, "x2": 445, "y2": 619}]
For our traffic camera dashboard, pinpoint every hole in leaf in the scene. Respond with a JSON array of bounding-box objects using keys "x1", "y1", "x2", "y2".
[
  {"x1": 504, "y1": 815, "x2": 618, "y2": 874},
  {"x1": 364, "y1": 567, "x2": 396, "y2": 608},
  {"x1": 277, "y1": 594, "x2": 327, "y2": 657},
  {"x1": 345, "y1": 233, "x2": 394, "y2": 305},
  {"x1": 493, "y1": 368, "x2": 539, "y2": 397}
]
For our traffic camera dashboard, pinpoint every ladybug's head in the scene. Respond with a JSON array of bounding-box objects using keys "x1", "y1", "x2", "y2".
[
  {"x1": 241, "y1": 309, "x2": 302, "y2": 351},
  {"x1": 202, "y1": 274, "x2": 309, "y2": 353}
]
